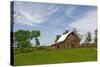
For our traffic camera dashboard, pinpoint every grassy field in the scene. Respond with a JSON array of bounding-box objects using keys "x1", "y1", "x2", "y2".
[{"x1": 14, "y1": 48, "x2": 97, "y2": 66}]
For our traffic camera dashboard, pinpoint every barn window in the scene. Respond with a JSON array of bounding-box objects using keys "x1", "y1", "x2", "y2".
[
  {"x1": 72, "y1": 32, "x2": 74, "y2": 35},
  {"x1": 68, "y1": 44, "x2": 70, "y2": 47},
  {"x1": 57, "y1": 46, "x2": 59, "y2": 48}
]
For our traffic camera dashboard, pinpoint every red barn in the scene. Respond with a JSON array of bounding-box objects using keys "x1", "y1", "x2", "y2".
[{"x1": 51, "y1": 31, "x2": 80, "y2": 48}]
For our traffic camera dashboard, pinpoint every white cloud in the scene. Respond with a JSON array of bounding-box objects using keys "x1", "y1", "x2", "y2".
[
  {"x1": 65, "y1": 6, "x2": 78, "y2": 19},
  {"x1": 69, "y1": 10, "x2": 97, "y2": 43},
  {"x1": 53, "y1": 6, "x2": 78, "y2": 25},
  {"x1": 47, "y1": 7, "x2": 58, "y2": 15},
  {"x1": 14, "y1": 9, "x2": 47, "y2": 25},
  {"x1": 14, "y1": 3, "x2": 59, "y2": 26},
  {"x1": 69, "y1": 10, "x2": 97, "y2": 35}
]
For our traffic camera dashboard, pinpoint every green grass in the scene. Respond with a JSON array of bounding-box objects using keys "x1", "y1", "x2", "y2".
[{"x1": 14, "y1": 48, "x2": 97, "y2": 66}]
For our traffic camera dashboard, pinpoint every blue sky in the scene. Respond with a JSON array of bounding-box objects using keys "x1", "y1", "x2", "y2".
[{"x1": 13, "y1": 1, "x2": 97, "y2": 46}]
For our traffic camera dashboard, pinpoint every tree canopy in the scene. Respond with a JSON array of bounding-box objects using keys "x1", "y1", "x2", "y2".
[
  {"x1": 14, "y1": 30, "x2": 32, "y2": 48},
  {"x1": 31, "y1": 30, "x2": 40, "y2": 46},
  {"x1": 85, "y1": 32, "x2": 91, "y2": 42},
  {"x1": 13, "y1": 29, "x2": 41, "y2": 48},
  {"x1": 55, "y1": 35, "x2": 61, "y2": 42},
  {"x1": 94, "y1": 29, "x2": 97, "y2": 44}
]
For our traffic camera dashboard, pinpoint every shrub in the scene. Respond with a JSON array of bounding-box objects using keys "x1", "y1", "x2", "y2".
[{"x1": 20, "y1": 48, "x2": 33, "y2": 53}]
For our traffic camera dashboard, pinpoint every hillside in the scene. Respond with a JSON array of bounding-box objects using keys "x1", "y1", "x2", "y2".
[{"x1": 14, "y1": 48, "x2": 97, "y2": 66}]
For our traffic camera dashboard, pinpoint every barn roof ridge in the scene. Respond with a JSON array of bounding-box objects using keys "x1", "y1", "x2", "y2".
[{"x1": 57, "y1": 31, "x2": 72, "y2": 43}]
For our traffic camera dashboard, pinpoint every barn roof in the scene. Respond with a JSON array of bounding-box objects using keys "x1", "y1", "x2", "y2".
[{"x1": 57, "y1": 31, "x2": 71, "y2": 42}]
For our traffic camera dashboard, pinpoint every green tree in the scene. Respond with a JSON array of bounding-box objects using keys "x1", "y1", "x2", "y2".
[
  {"x1": 73, "y1": 28, "x2": 82, "y2": 40},
  {"x1": 85, "y1": 32, "x2": 91, "y2": 42},
  {"x1": 63, "y1": 29, "x2": 69, "y2": 34},
  {"x1": 73, "y1": 28, "x2": 78, "y2": 35},
  {"x1": 55, "y1": 35, "x2": 61, "y2": 42},
  {"x1": 31, "y1": 30, "x2": 40, "y2": 46},
  {"x1": 94, "y1": 29, "x2": 97, "y2": 44},
  {"x1": 14, "y1": 30, "x2": 32, "y2": 48}
]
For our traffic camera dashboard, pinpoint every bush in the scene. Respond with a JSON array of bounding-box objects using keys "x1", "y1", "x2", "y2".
[
  {"x1": 20, "y1": 48, "x2": 33, "y2": 53},
  {"x1": 14, "y1": 47, "x2": 34, "y2": 54},
  {"x1": 35, "y1": 46, "x2": 45, "y2": 50},
  {"x1": 14, "y1": 48, "x2": 21, "y2": 54},
  {"x1": 79, "y1": 43, "x2": 97, "y2": 48}
]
